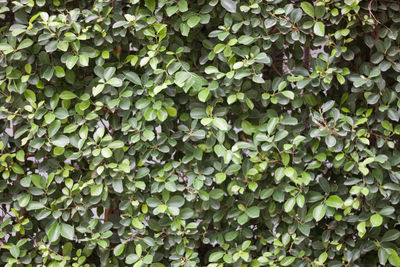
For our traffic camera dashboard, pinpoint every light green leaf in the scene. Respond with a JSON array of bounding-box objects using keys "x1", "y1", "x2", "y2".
[
  {"x1": 51, "y1": 135, "x2": 69, "y2": 147},
  {"x1": 91, "y1": 184, "x2": 103, "y2": 196},
  {"x1": 60, "y1": 91, "x2": 78, "y2": 100},
  {"x1": 108, "y1": 77, "x2": 123, "y2": 87},
  {"x1": 221, "y1": 0, "x2": 237, "y2": 13},
  {"x1": 215, "y1": 173, "x2": 226, "y2": 184},
  {"x1": 114, "y1": 243, "x2": 125, "y2": 256},
  {"x1": 198, "y1": 88, "x2": 210, "y2": 102},
  {"x1": 313, "y1": 204, "x2": 326, "y2": 222},
  {"x1": 66, "y1": 56, "x2": 78, "y2": 69},
  {"x1": 296, "y1": 194, "x2": 305, "y2": 208},
  {"x1": 325, "y1": 195, "x2": 343, "y2": 209},
  {"x1": 371, "y1": 214, "x2": 383, "y2": 227},
  {"x1": 101, "y1": 147, "x2": 113, "y2": 158},
  {"x1": 238, "y1": 35, "x2": 254, "y2": 45},
  {"x1": 92, "y1": 84, "x2": 105, "y2": 97},
  {"x1": 124, "y1": 71, "x2": 142, "y2": 85},
  {"x1": 314, "y1": 21, "x2": 325, "y2": 37},
  {"x1": 284, "y1": 197, "x2": 296, "y2": 213},
  {"x1": 301, "y1": 2, "x2": 314, "y2": 18},
  {"x1": 0, "y1": 43, "x2": 13, "y2": 51},
  {"x1": 17, "y1": 39, "x2": 33, "y2": 50},
  {"x1": 79, "y1": 54, "x2": 89, "y2": 66},
  {"x1": 213, "y1": 118, "x2": 229, "y2": 131},
  {"x1": 47, "y1": 223, "x2": 61, "y2": 243},
  {"x1": 175, "y1": 71, "x2": 189, "y2": 84},
  {"x1": 209, "y1": 251, "x2": 224, "y2": 262},
  {"x1": 281, "y1": 90, "x2": 295, "y2": 100},
  {"x1": 60, "y1": 223, "x2": 74, "y2": 240},
  {"x1": 247, "y1": 206, "x2": 260, "y2": 218},
  {"x1": 187, "y1": 16, "x2": 201, "y2": 28}
]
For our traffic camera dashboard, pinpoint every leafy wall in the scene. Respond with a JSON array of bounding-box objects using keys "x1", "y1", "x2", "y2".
[{"x1": 1, "y1": 0, "x2": 400, "y2": 266}]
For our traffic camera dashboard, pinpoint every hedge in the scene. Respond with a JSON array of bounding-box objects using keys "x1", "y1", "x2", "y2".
[{"x1": 1, "y1": 0, "x2": 400, "y2": 266}]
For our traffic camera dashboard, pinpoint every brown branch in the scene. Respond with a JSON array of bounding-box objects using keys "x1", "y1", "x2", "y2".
[{"x1": 271, "y1": 62, "x2": 282, "y2": 77}]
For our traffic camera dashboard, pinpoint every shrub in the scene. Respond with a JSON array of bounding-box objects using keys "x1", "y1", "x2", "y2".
[{"x1": 1, "y1": 0, "x2": 400, "y2": 266}]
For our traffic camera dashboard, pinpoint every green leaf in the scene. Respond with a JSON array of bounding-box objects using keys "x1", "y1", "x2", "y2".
[
  {"x1": 51, "y1": 135, "x2": 69, "y2": 147},
  {"x1": 145, "y1": 0, "x2": 155, "y2": 12},
  {"x1": 26, "y1": 201, "x2": 45, "y2": 211},
  {"x1": 124, "y1": 71, "x2": 142, "y2": 85},
  {"x1": 48, "y1": 120, "x2": 61, "y2": 138},
  {"x1": 60, "y1": 223, "x2": 74, "y2": 240},
  {"x1": 66, "y1": 56, "x2": 78, "y2": 69},
  {"x1": 205, "y1": 66, "x2": 219, "y2": 74},
  {"x1": 237, "y1": 213, "x2": 248, "y2": 225},
  {"x1": 10, "y1": 245, "x2": 20, "y2": 258},
  {"x1": 175, "y1": 71, "x2": 189, "y2": 84},
  {"x1": 17, "y1": 39, "x2": 33, "y2": 50},
  {"x1": 31, "y1": 174, "x2": 45, "y2": 189},
  {"x1": 114, "y1": 243, "x2": 125, "y2": 256},
  {"x1": 60, "y1": 91, "x2": 78, "y2": 100},
  {"x1": 198, "y1": 88, "x2": 210, "y2": 102},
  {"x1": 166, "y1": 6, "x2": 178, "y2": 16},
  {"x1": 325, "y1": 135, "x2": 336, "y2": 147},
  {"x1": 281, "y1": 256, "x2": 296, "y2": 266},
  {"x1": 213, "y1": 118, "x2": 229, "y2": 131},
  {"x1": 284, "y1": 167, "x2": 297, "y2": 179},
  {"x1": 57, "y1": 41, "x2": 69, "y2": 51},
  {"x1": 143, "y1": 129, "x2": 155, "y2": 141},
  {"x1": 284, "y1": 197, "x2": 296, "y2": 213},
  {"x1": 238, "y1": 35, "x2": 254, "y2": 45},
  {"x1": 91, "y1": 184, "x2": 103, "y2": 196},
  {"x1": 166, "y1": 107, "x2": 177, "y2": 117},
  {"x1": 63, "y1": 124, "x2": 79, "y2": 134},
  {"x1": 337, "y1": 73, "x2": 345, "y2": 84},
  {"x1": 92, "y1": 84, "x2": 105, "y2": 97},
  {"x1": 209, "y1": 189, "x2": 224, "y2": 199},
  {"x1": 315, "y1": 4, "x2": 325, "y2": 19},
  {"x1": 382, "y1": 230, "x2": 400, "y2": 242},
  {"x1": 371, "y1": 214, "x2": 383, "y2": 227},
  {"x1": 247, "y1": 206, "x2": 260, "y2": 218},
  {"x1": 260, "y1": 188, "x2": 274, "y2": 199},
  {"x1": 108, "y1": 140, "x2": 124, "y2": 149},
  {"x1": 104, "y1": 67, "x2": 116, "y2": 81},
  {"x1": 325, "y1": 195, "x2": 343, "y2": 209},
  {"x1": 12, "y1": 164, "x2": 24, "y2": 174},
  {"x1": 168, "y1": 195, "x2": 185, "y2": 207},
  {"x1": 79, "y1": 54, "x2": 89, "y2": 66},
  {"x1": 215, "y1": 173, "x2": 226, "y2": 184},
  {"x1": 314, "y1": 21, "x2": 325, "y2": 37},
  {"x1": 209, "y1": 251, "x2": 224, "y2": 262},
  {"x1": 47, "y1": 223, "x2": 61, "y2": 243},
  {"x1": 187, "y1": 16, "x2": 200, "y2": 28},
  {"x1": 296, "y1": 195, "x2": 305, "y2": 208},
  {"x1": 18, "y1": 194, "x2": 30, "y2": 207},
  {"x1": 54, "y1": 66, "x2": 65, "y2": 78},
  {"x1": 313, "y1": 204, "x2": 326, "y2": 222},
  {"x1": 108, "y1": 77, "x2": 123, "y2": 87},
  {"x1": 221, "y1": 0, "x2": 237, "y2": 13},
  {"x1": 382, "y1": 120, "x2": 393, "y2": 131},
  {"x1": 266, "y1": 117, "x2": 279, "y2": 134},
  {"x1": 54, "y1": 107, "x2": 69, "y2": 119},
  {"x1": 0, "y1": 43, "x2": 13, "y2": 51},
  {"x1": 301, "y1": 2, "x2": 314, "y2": 18},
  {"x1": 20, "y1": 176, "x2": 32, "y2": 187},
  {"x1": 135, "y1": 98, "x2": 151, "y2": 109},
  {"x1": 101, "y1": 147, "x2": 113, "y2": 158},
  {"x1": 281, "y1": 90, "x2": 295, "y2": 100},
  {"x1": 357, "y1": 221, "x2": 366, "y2": 237}
]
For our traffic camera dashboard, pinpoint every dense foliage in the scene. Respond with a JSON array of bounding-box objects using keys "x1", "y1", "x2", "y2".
[{"x1": 1, "y1": 0, "x2": 400, "y2": 266}]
